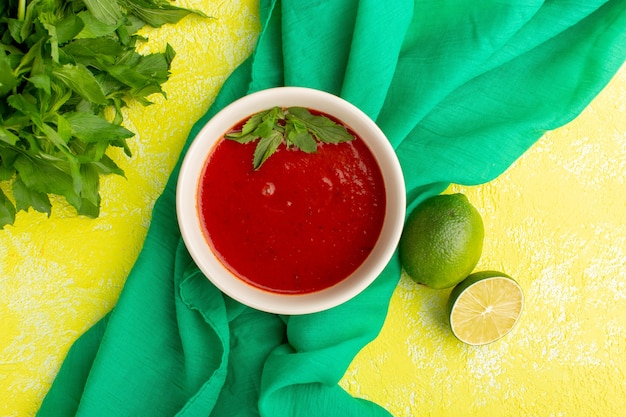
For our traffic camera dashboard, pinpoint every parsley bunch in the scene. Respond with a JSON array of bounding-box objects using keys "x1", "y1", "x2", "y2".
[
  {"x1": 226, "y1": 107, "x2": 355, "y2": 170},
  {"x1": 0, "y1": 0, "x2": 205, "y2": 228}
]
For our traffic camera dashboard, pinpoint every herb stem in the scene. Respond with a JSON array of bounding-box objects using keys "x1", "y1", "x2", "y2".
[{"x1": 18, "y1": 0, "x2": 26, "y2": 21}]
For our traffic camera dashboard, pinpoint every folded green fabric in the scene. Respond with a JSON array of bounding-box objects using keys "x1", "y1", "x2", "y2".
[{"x1": 38, "y1": 1, "x2": 626, "y2": 416}]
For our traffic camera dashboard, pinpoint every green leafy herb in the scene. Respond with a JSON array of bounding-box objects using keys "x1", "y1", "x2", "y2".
[
  {"x1": 0, "y1": 0, "x2": 207, "y2": 228},
  {"x1": 225, "y1": 107, "x2": 355, "y2": 170}
]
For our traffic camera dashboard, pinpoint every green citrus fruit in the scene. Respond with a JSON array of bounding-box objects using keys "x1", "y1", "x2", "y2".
[
  {"x1": 447, "y1": 271, "x2": 524, "y2": 345},
  {"x1": 399, "y1": 193, "x2": 484, "y2": 289}
]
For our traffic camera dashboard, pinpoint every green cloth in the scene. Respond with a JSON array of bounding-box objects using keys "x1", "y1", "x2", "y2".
[{"x1": 38, "y1": 1, "x2": 626, "y2": 416}]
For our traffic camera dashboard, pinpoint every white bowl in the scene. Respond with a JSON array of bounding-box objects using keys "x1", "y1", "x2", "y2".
[{"x1": 176, "y1": 87, "x2": 406, "y2": 315}]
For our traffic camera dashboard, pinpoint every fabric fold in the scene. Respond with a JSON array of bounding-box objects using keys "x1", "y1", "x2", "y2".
[
  {"x1": 38, "y1": 0, "x2": 626, "y2": 416},
  {"x1": 395, "y1": 0, "x2": 626, "y2": 200}
]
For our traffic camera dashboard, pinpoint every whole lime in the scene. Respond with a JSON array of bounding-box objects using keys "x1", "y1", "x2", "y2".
[{"x1": 399, "y1": 193, "x2": 484, "y2": 289}]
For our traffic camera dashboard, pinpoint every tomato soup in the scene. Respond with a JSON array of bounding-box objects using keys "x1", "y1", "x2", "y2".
[{"x1": 197, "y1": 116, "x2": 386, "y2": 294}]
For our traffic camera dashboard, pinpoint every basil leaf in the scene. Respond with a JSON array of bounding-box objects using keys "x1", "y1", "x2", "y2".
[
  {"x1": 27, "y1": 74, "x2": 51, "y2": 95},
  {"x1": 37, "y1": 121, "x2": 72, "y2": 155},
  {"x1": 12, "y1": 177, "x2": 52, "y2": 216},
  {"x1": 226, "y1": 132, "x2": 260, "y2": 144},
  {"x1": 93, "y1": 154, "x2": 125, "y2": 176},
  {"x1": 289, "y1": 131, "x2": 317, "y2": 153},
  {"x1": 253, "y1": 131, "x2": 283, "y2": 170},
  {"x1": 253, "y1": 114, "x2": 280, "y2": 139},
  {"x1": 52, "y1": 63, "x2": 108, "y2": 105},
  {"x1": 13, "y1": 155, "x2": 75, "y2": 201},
  {"x1": 77, "y1": 195, "x2": 100, "y2": 218},
  {"x1": 286, "y1": 119, "x2": 317, "y2": 153},
  {"x1": 82, "y1": 0, "x2": 124, "y2": 25},
  {"x1": 79, "y1": 162, "x2": 100, "y2": 207},
  {"x1": 0, "y1": 48, "x2": 18, "y2": 97},
  {"x1": 7, "y1": 93, "x2": 40, "y2": 121},
  {"x1": 0, "y1": 147, "x2": 18, "y2": 181},
  {"x1": 6, "y1": 18, "x2": 25, "y2": 44},
  {"x1": 225, "y1": 108, "x2": 273, "y2": 141},
  {"x1": 62, "y1": 37, "x2": 126, "y2": 66},
  {"x1": 54, "y1": 14, "x2": 85, "y2": 45},
  {"x1": 287, "y1": 107, "x2": 354, "y2": 144},
  {"x1": 120, "y1": 0, "x2": 208, "y2": 28},
  {"x1": 240, "y1": 109, "x2": 271, "y2": 135},
  {"x1": 284, "y1": 116, "x2": 314, "y2": 152},
  {"x1": 0, "y1": 189, "x2": 16, "y2": 229},
  {"x1": 0, "y1": 127, "x2": 19, "y2": 146},
  {"x1": 76, "y1": 10, "x2": 120, "y2": 38},
  {"x1": 64, "y1": 112, "x2": 134, "y2": 143}
]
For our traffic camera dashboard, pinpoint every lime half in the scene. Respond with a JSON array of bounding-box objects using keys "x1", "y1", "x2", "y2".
[{"x1": 447, "y1": 271, "x2": 524, "y2": 345}]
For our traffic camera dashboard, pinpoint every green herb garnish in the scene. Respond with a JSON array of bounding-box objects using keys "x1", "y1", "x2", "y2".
[
  {"x1": 0, "y1": 0, "x2": 207, "y2": 228},
  {"x1": 225, "y1": 106, "x2": 355, "y2": 170}
]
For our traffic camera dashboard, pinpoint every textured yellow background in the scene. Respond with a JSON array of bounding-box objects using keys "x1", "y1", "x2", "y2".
[
  {"x1": 1, "y1": 1, "x2": 625, "y2": 416},
  {"x1": 342, "y1": 66, "x2": 626, "y2": 416}
]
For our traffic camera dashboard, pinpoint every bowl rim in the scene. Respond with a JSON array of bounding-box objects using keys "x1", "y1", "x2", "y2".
[{"x1": 176, "y1": 86, "x2": 406, "y2": 315}]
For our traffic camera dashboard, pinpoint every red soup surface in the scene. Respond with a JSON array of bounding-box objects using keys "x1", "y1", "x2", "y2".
[{"x1": 198, "y1": 116, "x2": 386, "y2": 294}]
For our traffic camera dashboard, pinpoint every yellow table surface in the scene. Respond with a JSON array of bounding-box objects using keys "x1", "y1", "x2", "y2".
[{"x1": 1, "y1": 1, "x2": 625, "y2": 416}]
